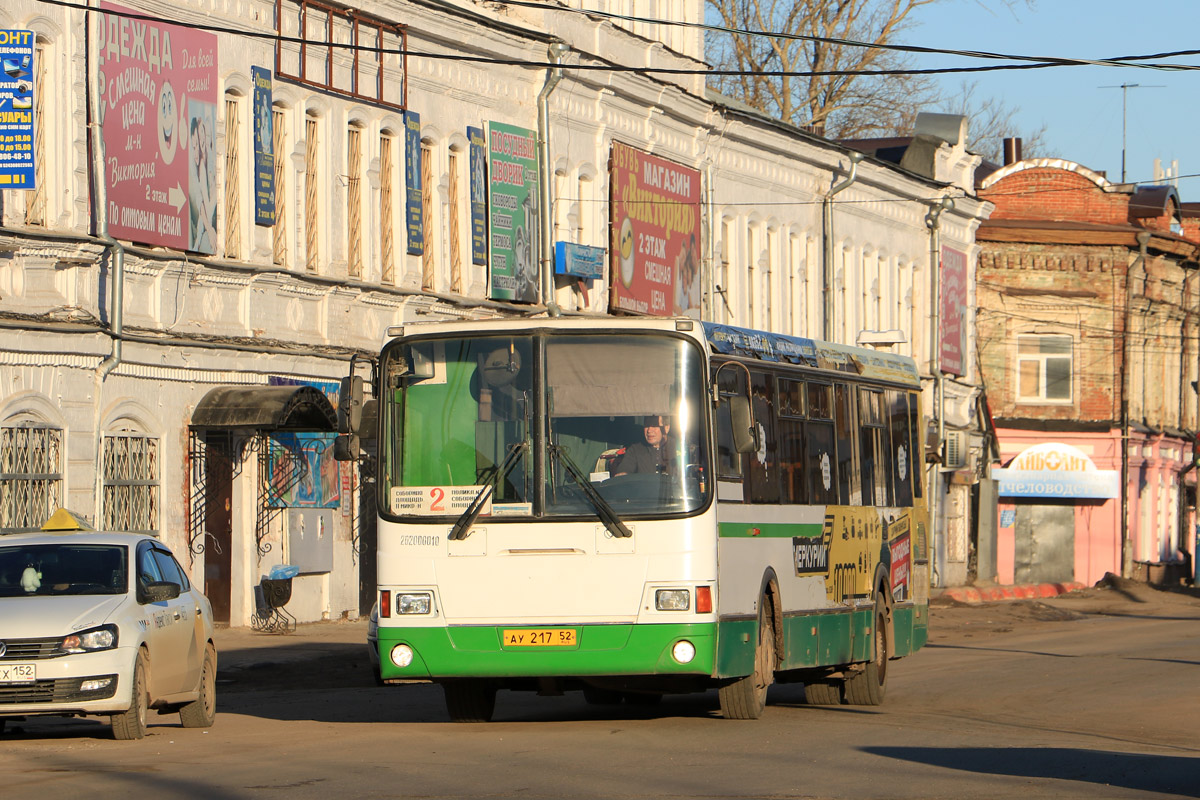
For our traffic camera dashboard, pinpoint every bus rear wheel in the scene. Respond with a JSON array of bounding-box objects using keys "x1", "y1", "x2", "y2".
[
  {"x1": 844, "y1": 593, "x2": 890, "y2": 706},
  {"x1": 442, "y1": 680, "x2": 497, "y2": 722},
  {"x1": 803, "y1": 681, "x2": 842, "y2": 705},
  {"x1": 718, "y1": 596, "x2": 774, "y2": 720}
]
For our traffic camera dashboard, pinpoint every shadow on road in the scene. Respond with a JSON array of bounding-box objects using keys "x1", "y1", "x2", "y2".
[{"x1": 863, "y1": 746, "x2": 1199, "y2": 798}]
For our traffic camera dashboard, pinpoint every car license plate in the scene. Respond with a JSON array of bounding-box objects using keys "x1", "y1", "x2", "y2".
[
  {"x1": 502, "y1": 628, "x2": 577, "y2": 647},
  {"x1": 0, "y1": 663, "x2": 35, "y2": 683}
]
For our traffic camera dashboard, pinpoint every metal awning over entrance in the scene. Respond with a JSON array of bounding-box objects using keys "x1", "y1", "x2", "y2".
[{"x1": 191, "y1": 385, "x2": 337, "y2": 432}]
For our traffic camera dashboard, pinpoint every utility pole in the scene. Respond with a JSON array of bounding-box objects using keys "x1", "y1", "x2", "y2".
[{"x1": 1100, "y1": 83, "x2": 1164, "y2": 183}]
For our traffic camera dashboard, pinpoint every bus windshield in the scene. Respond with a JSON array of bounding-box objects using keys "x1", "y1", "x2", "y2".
[{"x1": 380, "y1": 332, "x2": 710, "y2": 521}]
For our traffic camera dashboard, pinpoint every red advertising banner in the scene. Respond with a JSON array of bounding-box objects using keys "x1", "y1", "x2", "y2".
[
  {"x1": 609, "y1": 142, "x2": 701, "y2": 317},
  {"x1": 940, "y1": 246, "x2": 967, "y2": 376},
  {"x1": 98, "y1": 4, "x2": 218, "y2": 252}
]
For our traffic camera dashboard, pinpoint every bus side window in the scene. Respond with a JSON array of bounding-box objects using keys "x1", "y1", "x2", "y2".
[
  {"x1": 777, "y1": 378, "x2": 807, "y2": 504},
  {"x1": 908, "y1": 392, "x2": 923, "y2": 498},
  {"x1": 714, "y1": 366, "x2": 744, "y2": 482},
  {"x1": 859, "y1": 388, "x2": 887, "y2": 506},
  {"x1": 805, "y1": 383, "x2": 837, "y2": 505},
  {"x1": 746, "y1": 371, "x2": 780, "y2": 504},
  {"x1": 834, "y1": 383, "x2": 860, "y2": 505},
  {"x1": 887, "y1": 389, "x2": 914, "y2": 506}
]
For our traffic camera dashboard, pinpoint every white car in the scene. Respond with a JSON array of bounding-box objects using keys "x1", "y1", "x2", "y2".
[{"x1": 0, "y1": 529, "x2": 217, "y2": 740}]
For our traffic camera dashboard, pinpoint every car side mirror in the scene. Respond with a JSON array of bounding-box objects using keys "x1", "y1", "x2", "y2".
[{"x1": 141, "y1": 581, "x2": 181, "y2": 603}]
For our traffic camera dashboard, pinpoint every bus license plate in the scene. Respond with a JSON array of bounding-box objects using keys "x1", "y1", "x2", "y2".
[
  {"x1": 0, "y1": 663, "x2": 35, "y2": 683},
  {"x1": 502, "y1": 628, "x2": 577, "y2": 647}
]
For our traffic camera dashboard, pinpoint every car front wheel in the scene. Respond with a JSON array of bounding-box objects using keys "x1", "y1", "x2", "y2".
[{"x1": 112, "y1": 650, "x2": 149, "y2": 740}]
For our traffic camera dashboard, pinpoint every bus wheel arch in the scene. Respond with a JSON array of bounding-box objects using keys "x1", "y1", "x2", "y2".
[{"x1": 718, "y1": 578, "x2": 778, "y2": 720}]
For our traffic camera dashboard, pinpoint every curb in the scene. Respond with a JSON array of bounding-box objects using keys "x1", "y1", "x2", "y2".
[{"x1": 938, "y1": 582, "x2": 1087, "y2": 604}]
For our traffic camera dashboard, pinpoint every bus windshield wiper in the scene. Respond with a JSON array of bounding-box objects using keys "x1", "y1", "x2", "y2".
[
  {"x1": 550, "y1": 445, "x2": 633, "y2": 539},
  {"x1": 449, "y1": 441, "x2": 527, "y2": 540}
]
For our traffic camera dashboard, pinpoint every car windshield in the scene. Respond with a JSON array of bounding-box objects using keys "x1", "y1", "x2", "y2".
[
  {"x1": 0, "y1": 544, "x2": 128, "y2": 597},
  {"x1": 380, "y1": 331, "x2": 710, "y2": 520}
]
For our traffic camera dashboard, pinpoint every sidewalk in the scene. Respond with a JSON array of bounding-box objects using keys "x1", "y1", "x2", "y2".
[
  {"x1": 934, "y1": 581, "x2": 1087, "y2": 605},
  {"x1": 214, "y1": 619, "x2": 369, "y2": 671}
]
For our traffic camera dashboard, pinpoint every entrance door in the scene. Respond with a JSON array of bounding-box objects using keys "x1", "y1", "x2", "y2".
[
  {"x1": 203, "y1": 434, "x2": 234, "y2": 623},
  {"x1": 1014, "y1": 504, "x2": 1075, "y2": 584}
]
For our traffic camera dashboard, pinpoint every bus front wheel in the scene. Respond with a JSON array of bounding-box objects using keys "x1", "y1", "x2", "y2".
[
  {"x1": 442, "y1": 680, "x2": 497, "y2": 722},
  {"x1": 718, "y1": 596, "x2": 775, "y2": 720},
  {"x1": 844, "y1": 593, "x2": 890, "y2": 705}
]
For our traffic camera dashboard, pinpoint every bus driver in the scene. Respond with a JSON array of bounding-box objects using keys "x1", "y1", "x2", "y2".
[{"x1": 614, "y1": 416, "x2": 675, "y2": 476}]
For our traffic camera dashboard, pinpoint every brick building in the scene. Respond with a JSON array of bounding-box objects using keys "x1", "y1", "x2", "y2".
[{"x1": 976, "y1": 155, "x2": 1200, "y2": 586}]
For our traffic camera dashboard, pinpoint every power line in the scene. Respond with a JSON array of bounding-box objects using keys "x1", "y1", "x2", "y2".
[{"x1": 34, "y1": 0, "x2": 1200, "y2": 78}]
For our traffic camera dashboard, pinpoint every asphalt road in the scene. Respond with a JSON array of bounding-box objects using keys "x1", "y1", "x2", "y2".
[{"x1": 3, "y1": 581, "x2": 1198, "y2": 800}]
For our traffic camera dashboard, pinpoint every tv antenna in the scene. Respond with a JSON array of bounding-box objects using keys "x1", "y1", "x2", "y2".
[{"x1": 1100, "y1": 83, "x2": 1164, "y2": 183}]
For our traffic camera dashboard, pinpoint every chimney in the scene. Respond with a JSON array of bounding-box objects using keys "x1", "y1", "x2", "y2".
[{"x1": 1003, "y1": 138, "x2": 1023, "y2": 165}]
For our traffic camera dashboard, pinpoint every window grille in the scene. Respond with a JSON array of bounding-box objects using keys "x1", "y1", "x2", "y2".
[
  {"x1": 275, "y1": 0, "x2": 407, "y2": 111},
  {"x1": 272, "y1": 108, "x2": 288, "y2": 266},
  {"x1": 380, "y1": 132, "x2": 395, "y2": 284},
  {"x1": 304, "y1": 114, "x2": 320, "y2": 272},
  {"x1": 224, "y1": 96, "x2": 242, "y2": 259},
  {"x1": 347, "y1": 125, "x2": 363, "y2": 278},
  {"x1": 102, "y1": 434, "x2": 159, "y2": 535},
  {"x1": 0, "y1": 425, "x2": 63, "y2": 533}
]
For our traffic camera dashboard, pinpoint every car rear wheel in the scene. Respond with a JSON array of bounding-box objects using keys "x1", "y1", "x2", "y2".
[
  {"x1": 112, "y1": 650, "x2": 149, "y2": 740},
  {"x1": 179, "y1": 644, "x2": 217, "y2": 728}
]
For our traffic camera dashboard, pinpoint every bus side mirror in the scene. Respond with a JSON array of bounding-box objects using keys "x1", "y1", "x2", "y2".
[
  {"x1": 729, "y1": 396, "x2": 758, "y2": 454},
  {"x1": 338, "y1": 375, "x2": 363, "y2": 435},
  {"x1": 334, "y1": 434, "x2": 360, "y2": 462}
]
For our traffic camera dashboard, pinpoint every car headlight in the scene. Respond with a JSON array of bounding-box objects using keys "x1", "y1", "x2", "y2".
[
  {"x1": 397, "y1": 592, "x2": 432, "y2": 615},
  {"x1": 655, "y1": 589, "x2": 690, "y2": 611},
  {"x1": 61, "y1": 624, "x2": 118, "y2": 654}
]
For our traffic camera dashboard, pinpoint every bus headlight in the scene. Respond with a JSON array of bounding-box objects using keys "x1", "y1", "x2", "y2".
[
  {"x1": 672, "y1": 640, "x2": 696, "y2": 664},
  {"x1": 655, "y1": 589, "x2": 690, "y2": 611},
  {"x1": 397, "y1": 592, "x2": 432, "y2": 614},
  {"x1": 390, "y1": 644, "x2": 415, "y2": 668}
]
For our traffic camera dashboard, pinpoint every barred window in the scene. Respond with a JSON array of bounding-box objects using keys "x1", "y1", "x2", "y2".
[
  {"x1": 304, "y1": 113, "x2": 320, "y2": 273},
  {"x1": 347, "y1": 124, "x2": 363, "y2": 278},
  {"x1": 380, "y1": 131, "x2": 396, "y2": 284},
  {"x1": 272, "y1": 107, "x2": 289, "y2": 266},
  {"x1": 223, "y1": 94, "x2": 242, "y2": 259},
  {"x1": 102, "y1": 434, "x2": 159, "y2": 535},
  {"x1": 24, "y1": 39, "x2": 47, "y2": 226},
  {"x1": 420, "y1": 141, "x2": 435, "y2": 290},
  {"x1": 0, "y1": 425, "x2": 64, "y2": 533},
  {"x1": 448, "y1": 148, "x2": 462, "y2": 293}
]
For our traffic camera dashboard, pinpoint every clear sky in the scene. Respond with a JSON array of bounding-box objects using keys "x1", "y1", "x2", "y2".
[{"x1": 903, "y1": 0, "x2": 1196, "y2": 191}]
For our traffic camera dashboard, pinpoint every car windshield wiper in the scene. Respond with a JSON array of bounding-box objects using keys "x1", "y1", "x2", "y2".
[
  {"x1": 550, "y1": 445, "x2": 633, "y2": 539},
  {"x1": 448, "y1": 441, "x2": 527, "y2": 540}
]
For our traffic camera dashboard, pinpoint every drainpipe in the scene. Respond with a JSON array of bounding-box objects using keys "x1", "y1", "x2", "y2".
[
  {"x1": 822, "y1": 151, "x2": 862, "y2": 341},
  {"x1": 925, "y1": 197, "x2": 954, "y2": 587},
  {"x1": 89, "y1": 2, "x2": 127, "y2": 521},
  {"x1": 704, "y1": 162, "x2": 715, "y2": 322},
  {"x1": 537, "y1": 42, "x2": 569, "y2": 317},
  {"x1": 1123, "y1": 231, "x2": 1152, "y2": 576}
]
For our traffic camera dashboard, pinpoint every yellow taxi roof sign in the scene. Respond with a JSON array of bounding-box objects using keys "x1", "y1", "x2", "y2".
[{"x1": 41, "y1": 508, "x2": 96, "y2": 532}]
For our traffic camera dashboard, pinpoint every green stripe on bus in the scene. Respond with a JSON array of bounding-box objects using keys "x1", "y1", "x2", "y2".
[
  {"x1": 377, "y1": 622, "x2": 716, "y2": 680},
  {"x1": 718, "y1": 522, "x2": 824, "y2": 538}
]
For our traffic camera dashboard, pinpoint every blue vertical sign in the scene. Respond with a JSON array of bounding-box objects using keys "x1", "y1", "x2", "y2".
[
  {"x1": 468, "y1": 126, "x2": 487, "y2": 266},
  {"x1": 405, "y1": 110, "x2": 423, "y2": 255},
  {"x1": 252, "y1": 66, "x2": 275, "y2": 226},
  {"x1": 0, "y1": 30, "x2": 35, "y2": 190}
]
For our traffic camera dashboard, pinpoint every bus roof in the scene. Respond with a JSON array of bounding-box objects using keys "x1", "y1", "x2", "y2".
[
  {"x1": 384, "y1": 317, "x2": 921, "y2": 387},
  {"x1": 701, "y1": 322, "x2": 921, "y2": 387}
]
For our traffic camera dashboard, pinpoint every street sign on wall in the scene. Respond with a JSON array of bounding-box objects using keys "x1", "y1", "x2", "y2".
[
  {"x1": 98, "y1": 3, "x2": 218, "y2": 252},
  {"x1": 488, "y1": 121, "x2": 539, "y2": 303},
  {"x1": 0, "y1": 29, "x2": 35, "y2": 190},
  {"x1": 608, "y1": 141, "x2": 701, "y2": 317}
]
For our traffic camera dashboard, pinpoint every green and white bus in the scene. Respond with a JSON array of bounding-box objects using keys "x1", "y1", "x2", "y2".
[{"x1": 343, "y1": 317, "x2": 930, "y2": 721}]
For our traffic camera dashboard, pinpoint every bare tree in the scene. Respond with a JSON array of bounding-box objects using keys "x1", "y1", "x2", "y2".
[{"x1": 705, "y1": 0, "x2": 1034, "y2": 143}]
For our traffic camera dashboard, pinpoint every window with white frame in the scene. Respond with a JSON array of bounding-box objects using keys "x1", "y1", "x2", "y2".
[
  {"x1": 380, "y1": 130, "x2": 396, "y2": 284},
  {"x1": 223, "y1": 93, "x2": 242, "y2": 259},
  {"x1": 102, "y1": 433, "x2": 159, "y2": 535},
  {"x1": 272, "y1": 107, "x2": 289, "y2": 266},
  {"x1": 0, "y1": 424, "x2": 63, "y2": 533},
  {"x1": 304, "y1": 112, "x2": 321, "y2": 272},
  {"x1": 347, "y1": 123, "x2": 363, "y2": 278},
  {"x1": 1017, "y1": 335, "x2": 1073, "y2": 402},
  {"x1": 24, "y1": 38, "x2": 48, "y2": 226}
]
